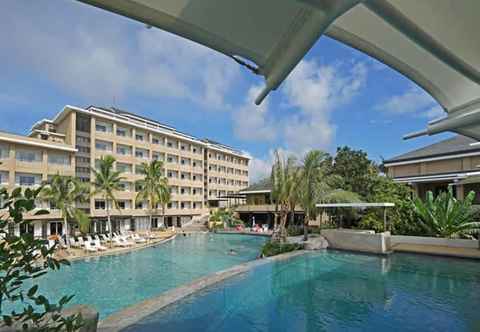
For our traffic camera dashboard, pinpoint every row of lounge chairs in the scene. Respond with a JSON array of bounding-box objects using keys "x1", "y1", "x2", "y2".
[{"x1": 70, "y1": 232, "x2": 147, "y2": 252}]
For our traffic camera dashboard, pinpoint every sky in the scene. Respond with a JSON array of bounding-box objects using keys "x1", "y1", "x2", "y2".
[{"x1": 0, "y1": 1, "x2": 454, "y2": 182}]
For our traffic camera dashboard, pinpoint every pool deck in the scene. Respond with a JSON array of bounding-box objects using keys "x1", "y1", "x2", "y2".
[
  {"x1": 54, "y1": 231, "x2": 176, "y2": 262},
  {"x1": 98, "y1": 250, "x2": 306, "y2": 331},
  {"x1": 392, "y1": 243, "x2": 480, "y2": 260}
]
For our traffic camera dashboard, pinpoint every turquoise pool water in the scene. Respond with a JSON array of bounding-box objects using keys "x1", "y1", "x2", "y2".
[
  {"x1": 126, "y1": 250, "x2": 480, "y2": 332},
  {"x1": 5, "y1": 234, "x2": 266, "y2": 319}
]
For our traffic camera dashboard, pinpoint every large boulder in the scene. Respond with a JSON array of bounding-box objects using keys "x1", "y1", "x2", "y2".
[{"x1": 303, "y1": 235, "x2": 329, "y2": 250}]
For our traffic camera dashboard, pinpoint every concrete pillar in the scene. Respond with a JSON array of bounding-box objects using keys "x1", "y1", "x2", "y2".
[{"x1": 456, "y1": 184, "x2": 465, "y2": 200}]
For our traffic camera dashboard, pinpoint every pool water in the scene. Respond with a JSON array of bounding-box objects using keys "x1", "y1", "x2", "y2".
[
  {"x1": 4, "y1": 234, "x2": 266, "y2": 319},
  {"x1": 127, "y1": 250, "x2": 480, "y2": 332}
]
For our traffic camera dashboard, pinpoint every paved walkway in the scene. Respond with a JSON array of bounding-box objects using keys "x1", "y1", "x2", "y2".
[{"x1": 392, "y1": 243, "x2": 480, "y2": 260}]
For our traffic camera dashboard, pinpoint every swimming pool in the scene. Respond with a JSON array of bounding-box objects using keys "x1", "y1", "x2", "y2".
[
  {"x1": 126, "y1": 250, "x2": 480, "y2": 331},
  {"x1": 6, "y1": 234, "x2": 266, "y2": 319}
]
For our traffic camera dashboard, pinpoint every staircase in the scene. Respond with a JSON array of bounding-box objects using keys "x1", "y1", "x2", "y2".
[{"x1": 181, "y1": 213, "x2": 209, "y2": 232}]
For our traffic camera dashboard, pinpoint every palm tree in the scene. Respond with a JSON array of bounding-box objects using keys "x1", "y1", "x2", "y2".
[
  {"x1": 40, "y1": 175, "x2": 90, "y2": 247},
  {"x1": 270, "y1": 150, "x2": 299, "y2": 243},
  {"x1": 91, "y1": 155, "x2": 124, "y2": 246},
  {"x1": 135, "y1": 160, "x2": 170, "y2": 233},
  {"x1": 298, "y1": 150, "x2": 329, "y2": 241}
]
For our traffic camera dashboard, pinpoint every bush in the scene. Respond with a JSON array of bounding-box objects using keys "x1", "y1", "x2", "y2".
[
  {"x1": 357, "y1": 211, "x2": 385, "y2": 233},
  {"x1": 286, "y1": 225, "x2": 303, "y2": 236},
  {"x1": 260, "y1": 241, "x2": 302, "y2": 257}
]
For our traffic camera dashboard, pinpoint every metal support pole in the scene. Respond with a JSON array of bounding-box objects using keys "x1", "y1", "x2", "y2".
[{"x1": 383, "y1": 207, "x2": 387, "y2": 232}]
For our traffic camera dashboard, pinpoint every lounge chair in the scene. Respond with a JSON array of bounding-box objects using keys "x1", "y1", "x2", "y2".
[
  {"x1": 84, "y1": 241, "x2": 97, "y2": 253},
  {"x1": 95, "y1": 234, "x2": 106, "y2": 244},
  {"x1": 132, "y1": 233, "x2": 146, "y2": 243},
  {"x1": 118, "y1": 235, "x2": 134, "y2": 246},
  {"x1": 99, "y1": 234, "x2": 110, "y2": 243},
  {"x1": 93, "y1": 239, "x2": 107, "y2": 251},
  {"x1": 59, "y1": 237, "x2": 68, "y2": 249},
  {"x1": 48, "y1": 239, "x2": 56, "y2": 250},
  {"x1": 77, "y1": 237, "x2": 85, "y2": 247},
  {"x1": 113, "y1": 237, "x2": 129, "y2": 247}
]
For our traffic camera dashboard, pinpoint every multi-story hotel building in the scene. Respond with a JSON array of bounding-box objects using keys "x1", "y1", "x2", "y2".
[{"x1": 1, "y1": 105, "x2": 249, "y2": 238}]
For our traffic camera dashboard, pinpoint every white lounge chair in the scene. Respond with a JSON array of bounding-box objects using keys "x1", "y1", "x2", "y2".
[
  {"x1": 47, "y1": 239, "x2": 56, "y2": 250},
  {"x1": 77, "y1": 237, "x2": 85, "y2": 247},
  {"x1": 84, "y1": 241, "x2": 97, "y2": 253},
  {"x1": 132, "y1": 233, "x2": 146, "y2": 243},
  {"x1": 118, "y1": 235, "x2": 134, "y2": 246},
  {"x1": 113, "y1": 237, "x2": 129, "y2": 247},
  {"x1": 93, "y1": 239, "x2": 107, "y2": 251}
]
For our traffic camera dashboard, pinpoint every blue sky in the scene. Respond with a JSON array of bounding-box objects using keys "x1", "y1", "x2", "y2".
[{"x1": 0, "y1": 1, "x2": 453, "y2": 181}]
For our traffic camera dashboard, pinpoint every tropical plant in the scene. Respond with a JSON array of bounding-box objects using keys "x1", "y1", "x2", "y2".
[
  {"x1": 270, "y1": 150, "x2": 300, "y2": 243},
  {"x1": 210, "y1": 208, "x2": 243, "y2": 229},
  {"x1": 40, "y1": 175, "x2": 90, "y2": 246},
  {"x1": 91, "y1": 155, "x2": 124, "y2": 246},
  {"x1": 413, "y1": 188, "x2": 480, "y2": 238},
  {"x1": 363, "y1": 176, "x2": 419, "y2": 235},
  {"x1": 135, "y1": 160, "x2": 170, "y2": 232},
  {"x1": 260, "y1": 241, "x2": 302, "y2": 257},
  {"x1": 298, "y1": 150, "x2": 329, "y2": 241},
  {"x1": 0, "y1": 187, "x2": 83, "y2": 331}
]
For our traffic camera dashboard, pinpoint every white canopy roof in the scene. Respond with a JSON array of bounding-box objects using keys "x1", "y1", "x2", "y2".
[
  {"x1": 78, "y1": 0, "x2": 480, "y2": 140},
  {"x1": 316, "y1": 203, "x2": 394, "y2": 208}
]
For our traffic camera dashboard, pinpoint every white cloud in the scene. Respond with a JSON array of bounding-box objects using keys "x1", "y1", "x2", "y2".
[
  {"x1": 281, "y1": 60, "x2": 368, "y2": 154},
  {"x1": 0, "y1": 2, "x2": 239, "y2": 108},
  {"x1": 376, "y1": 84, "x2": 445, "y2": 119},
  {"x1": 232, "y1": 85, "x2": 277, "y2": 141},
  {"x1": 248, "y1": 155, "x2": 272, "y2": 183}
]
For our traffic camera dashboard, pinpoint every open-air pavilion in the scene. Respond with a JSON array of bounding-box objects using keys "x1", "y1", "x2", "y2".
[
  {"x1": 316, "y1": 202, "x2": 395, "y2": 230},
  {"x1": 78, "y1": 0, "x2": 480, "y2": 142}
]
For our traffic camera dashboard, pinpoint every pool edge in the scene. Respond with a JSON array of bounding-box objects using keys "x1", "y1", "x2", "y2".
[{"x1": 98, "y1": 250, "x2": 308, "y2": 332}]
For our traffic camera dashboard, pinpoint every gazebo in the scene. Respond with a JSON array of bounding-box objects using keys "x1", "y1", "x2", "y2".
[{"x1": 316, "y1": 202, "x2": 395, "y2": 231}]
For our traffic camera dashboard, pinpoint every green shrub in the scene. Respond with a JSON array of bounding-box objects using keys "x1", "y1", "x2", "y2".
[
  {"x1": 357, "y1": 211, "x2": 385, "y2": 233},
  {"x1": 286, "y1": 225, "x2": 303, "y2": 236},
  {"x1": 260, "y1": 241, "x2": 302, "y2": 257}
]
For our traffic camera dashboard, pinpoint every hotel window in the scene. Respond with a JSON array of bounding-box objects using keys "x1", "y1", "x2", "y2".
[
  {"x1": 0, "y1": 171, "x2": 8, "y2": 185},
  {"x1": 95, "y1": 140, "x2": 113, "y2": 151},
  {"x1": 16, "y1": 149, "x2": 41, "y2": 163},
  {"x1": 77, "y1": 146, "x2": 90, "y2": 153},
  {"x1": 119, "y1": 182, "x2": 132, "y2": 192},
  {"x1": 135, "y1": 148, "x2": 149, "y2": 159},
  {"x1": 0, "y1": 144, "x2": 9, "y2": 159},
  {"x1": 117, "y1": 200, "x2": 131, "y2": 210},
  {"x1": 16, "y1": 173, "x2": 41, "y2": 186},
  {"x1": 135, "y1": 131, "x2": 145, "y2": 141},
  {"x1": 152, "y1": 136, "x2": 163, "y2": 145},
  {"x1": 116, "y1": 144, "x2": 132, "y2": 156},
  {"x1": 117, "y1": 162, "x2": 132, "y2": 173},
  {"x1": 95, "y1": 121, "x2": 112, "y2": 133},
  {"x1": 135, "y1": 164, "x2": 145, "y2": 175},
  {"x1": 75, "y1": 166, "x2": 90, "y2": 174},
  {"x1": 48, "y1": 153, "x2": 70, "y2": 166},
  {"x1": 152, "y1": 152, "x2": 164, "y2": 161},
  {"x1": 116, "y1": 126, "x2": 131, "y2": 137},
  {"x1": 95, "y1": 200, "x2": 106, "y2": 210}
]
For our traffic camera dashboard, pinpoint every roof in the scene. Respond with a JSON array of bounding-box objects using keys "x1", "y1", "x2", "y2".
[
  {"x1": 79, "y1": 0, "x2": 480, "y2": 141},
  {"x1": 385, "y1": 135, "x2": 480, "y2": 164},
  {"x1": 316, "y1": 203, "x2": 394, "y2": 208},
  {"x1": 239, "y1": 178, "x2": 271, "y2": 194},
  {"x1": 0, "y1": 130, "x2": 76, "y2": 152}
]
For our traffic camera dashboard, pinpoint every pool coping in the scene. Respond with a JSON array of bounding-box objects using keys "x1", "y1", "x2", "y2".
[{"x1": 98, "y1": 250, "x2": 307, "y2": 331}]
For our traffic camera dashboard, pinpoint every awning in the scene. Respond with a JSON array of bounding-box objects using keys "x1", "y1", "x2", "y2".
[
  {"x1": 452, "y1": 176, "x2": 480, "y2": 186},
  {"x1": 316, "y1": 203, "x2": 394, "y2": 208},
  {"x1": 77, "y1": 0, "x2": 480, "y2": 140}
]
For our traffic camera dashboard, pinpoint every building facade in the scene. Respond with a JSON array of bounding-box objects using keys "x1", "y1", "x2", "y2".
[
  {"x1": 1, "y1": 105, "x2": 249, "y2": 238},
  {"x1": 384, "y1": 135, "x2": 480, "y2": 203}
]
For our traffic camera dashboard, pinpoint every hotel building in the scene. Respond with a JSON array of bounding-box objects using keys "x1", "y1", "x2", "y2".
[
  {"x1": 384, "y1": 135, "x2": 480, "y2": 203},
  {"x1": 1, "y1": 105, "x2": 249, "y2": 238}
]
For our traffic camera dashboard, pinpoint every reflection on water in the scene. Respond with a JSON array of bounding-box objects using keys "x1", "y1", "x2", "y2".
[{"x1": 129, "y1": 251, "x2": 480, "y2": 332}]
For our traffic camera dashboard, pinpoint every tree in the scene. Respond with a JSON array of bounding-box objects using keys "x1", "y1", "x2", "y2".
[
  {"x1": 413, "y1": 188, "x2": 480, "y2": 238},
  {"x1": 91, "y1": 155, "x2": 124, "y2": 246},
  {"x1": 270, "y1": 150, "x2": 299, "y2": 243},
  {"x1": 135, "y1": 160, "x2": 170, "y2": 233},
  {"x1": 40, "y1": 175, "x2": 90, "y2": 247},
  {"x1": 331, "y1": 146, "x2": 378, "y2": 198},
  {"x1": 0, "y1": 187, "x2": 83, "y2": 331},
  {"x1": 361, "y1": 176, "x2": 419, "y2": 235},
  {"x1": 298, "y1": 150, "x2": 329, "y2": 241}
]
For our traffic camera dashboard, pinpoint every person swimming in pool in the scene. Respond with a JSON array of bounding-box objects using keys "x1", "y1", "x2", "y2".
[{"x1": 228, "y1": 249, "x2": 237, "y2": 255}]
